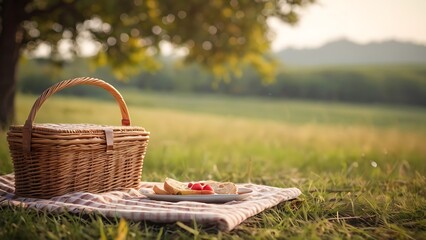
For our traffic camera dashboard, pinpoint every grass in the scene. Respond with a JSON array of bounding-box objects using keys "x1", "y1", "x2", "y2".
[
  {"x1": 121, "y1": 89, "x2": 426, "y2": 130},
  {"x1": 1, "y1": 91, "x2": 425, "y2": 239}
]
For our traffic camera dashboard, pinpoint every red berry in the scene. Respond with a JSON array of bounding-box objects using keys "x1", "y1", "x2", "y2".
[
  {"x1": 203, "y1": 184, "x2": 213, "y2": 191},
  {"x1": 191, "y1": 183, "x2": 203, "y2": 190},
  {"x1": 187, "y1": 182, "x2": 193, "y2": 188}
]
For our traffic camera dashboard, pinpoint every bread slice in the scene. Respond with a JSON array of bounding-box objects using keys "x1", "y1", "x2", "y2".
[
  {"x1": 153, "y1": 184, "x2": 169, "y2": 195},
  {"x1": 201, "y1": 180, "x2": 238, "y2": 194}
]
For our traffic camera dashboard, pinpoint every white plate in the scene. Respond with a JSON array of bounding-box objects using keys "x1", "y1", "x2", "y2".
[{"x1": 144, "y1": 187, "x2": 253, "y2": 203}]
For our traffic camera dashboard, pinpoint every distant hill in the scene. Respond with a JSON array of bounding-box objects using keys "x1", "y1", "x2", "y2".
[{"x1": 276, "y1": 39, "x2": 426, "y2": 66}]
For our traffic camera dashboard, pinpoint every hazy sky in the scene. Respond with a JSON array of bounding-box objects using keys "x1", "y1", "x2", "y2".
[{"x1": 268, "y1": 0, "x2": 426, "y2": 51}]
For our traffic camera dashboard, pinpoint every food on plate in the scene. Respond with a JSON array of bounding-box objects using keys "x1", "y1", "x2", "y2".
[
  {"x1": 201, "y1": 180, "x2": 237, "y2": 194},
  {"x1": 164, "y1": 178, "x2": 214, "y2": 195},
  {"x1": 153, "y1": 177, "x2": 237, "y2": 195}
]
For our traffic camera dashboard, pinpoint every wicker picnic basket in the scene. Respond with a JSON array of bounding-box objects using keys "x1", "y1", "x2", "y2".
[{"x1": 7, "y1": 77, "x2": 150, "y2": 199}]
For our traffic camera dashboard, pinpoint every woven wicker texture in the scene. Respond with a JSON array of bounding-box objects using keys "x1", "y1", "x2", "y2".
[{"x1": 7, "y1": 77, "x2": 150, "y2": 199}]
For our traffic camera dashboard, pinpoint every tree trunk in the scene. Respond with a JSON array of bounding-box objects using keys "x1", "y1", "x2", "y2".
[{"x1": 0, "y1": 0, "x2": 25, "y2": 130}]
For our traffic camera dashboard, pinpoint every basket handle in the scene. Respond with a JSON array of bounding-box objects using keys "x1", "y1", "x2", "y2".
[{"x1": 22, "y1": 77, "x2": 131, "y2": 152}]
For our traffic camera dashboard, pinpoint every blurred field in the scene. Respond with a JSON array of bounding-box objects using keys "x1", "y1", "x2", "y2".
[
  {"x1": 1, "y1": 91, "x2": 425, "y2": 239},
  {"x1": 1, "y1": 91, "x2": 425, "y2": 177}
]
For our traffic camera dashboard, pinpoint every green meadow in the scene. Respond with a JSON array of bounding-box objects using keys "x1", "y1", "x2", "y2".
[{"x1": 1, "y1": 91, "x2": 425, "y2": 239}]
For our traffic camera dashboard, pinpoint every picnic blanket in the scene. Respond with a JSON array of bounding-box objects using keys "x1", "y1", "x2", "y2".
[{"x1": 0, "y1": 174, "x2": 301, "y2": 231}]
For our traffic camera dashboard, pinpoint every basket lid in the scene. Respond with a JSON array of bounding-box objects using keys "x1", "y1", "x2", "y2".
[{"x1": 9, "y1": 123, "x2": 147, "y2": 134}]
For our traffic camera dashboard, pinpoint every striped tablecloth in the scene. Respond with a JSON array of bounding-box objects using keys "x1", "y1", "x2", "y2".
[{"x1": 0, "y1": 174, "x2": 301, "y2": 231}]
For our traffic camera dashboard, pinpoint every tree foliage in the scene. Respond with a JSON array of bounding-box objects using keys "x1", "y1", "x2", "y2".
[{"x1": 18, "y1": 0, "x2": 314, "y2": 80}]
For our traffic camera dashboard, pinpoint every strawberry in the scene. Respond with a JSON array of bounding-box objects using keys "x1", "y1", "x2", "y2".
[
  {"x1": 187, "y1": 182, "x2": 193, "y2": 188},
  {"x1": 202, "y1": 184, "x2": 213, "y2": 191},
  {"x1": 190, "y1": 183, "x2": 203, "y2": 190}
]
